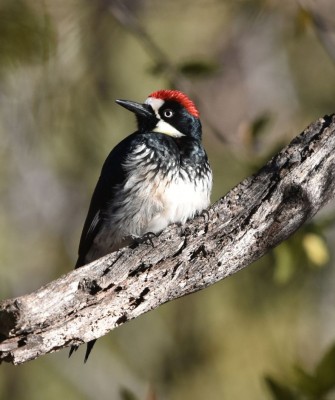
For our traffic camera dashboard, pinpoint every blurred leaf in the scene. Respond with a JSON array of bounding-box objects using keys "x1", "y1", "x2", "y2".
[
  {"x1": 250, "y1": 113, "x2": 273, "y2": 139},
  {"x1": 294, "y1": 6, "x2": 313, "y2": 35},
  {"x1": 148, "y1": 61, "x2": 168, "y2": 76},
  {"x1": 0, "y1": 0, "x2": 55, "y2": 69},
  {"x1": 119, "y1": 387, "x2": 140, "y2": 400},
  {"x1": 265, "y1": 376, "x2": 298, "y2": 400},
  {"x1": 294, "y1": 365, "x2": 319, "y2": 397},
  {"x1": 240, "y1": 113, "x2": 274, "y2": 159},
  {"x1": 272, "y1": 223, "x2": 330, "y2": 284},
  {"x1": 273, "y1": 242, "x2": 296, "y2": 284},
  {"x1": 177, "y1": 60, "x2": 219, "y2": 78},
  {"x1": 314, "y1": 343, "x2": 335, "y2": 395},
  {"x1": 266, "y1": 344, "x2": 335, "y2": 400},
  {"x1": 302, "y1": 233, "x2": 329, "y2": 268},
  {"x1": 147, "y1": 59, "x2": 220, "y2": 79}
]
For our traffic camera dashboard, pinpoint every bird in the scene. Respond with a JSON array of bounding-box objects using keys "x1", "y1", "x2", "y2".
[{"x1": 69, "y1": 89, "x2": 213, "y2": 362}]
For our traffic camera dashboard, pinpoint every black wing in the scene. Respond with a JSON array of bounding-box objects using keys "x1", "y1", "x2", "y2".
[{"x1": 75, "y1": 133, "x2": 138, "y2": 268}]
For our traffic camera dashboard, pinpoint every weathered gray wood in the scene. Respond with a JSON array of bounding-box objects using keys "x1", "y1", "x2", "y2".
[{"x1": 1, "y1": 115, "x2": 335, "y2": 365}]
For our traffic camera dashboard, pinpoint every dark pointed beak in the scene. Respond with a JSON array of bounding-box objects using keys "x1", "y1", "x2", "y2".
[{"x1": 116, "y1": 99, "x2": 153, "y2": 118}]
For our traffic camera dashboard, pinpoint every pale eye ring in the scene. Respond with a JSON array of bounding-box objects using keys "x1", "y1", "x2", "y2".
[{"x1": 163, "y1": 109, "x2": 174, "y2": 118}]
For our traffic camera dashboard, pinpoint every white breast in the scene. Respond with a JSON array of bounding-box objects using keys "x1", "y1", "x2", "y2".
[{"x1": 145, "y1": 172, "x2": 212, "y2": 233}]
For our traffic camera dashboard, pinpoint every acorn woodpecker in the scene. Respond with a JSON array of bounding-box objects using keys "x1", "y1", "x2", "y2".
[{"x1": 69, "y1": 89, "x2": 212, "y2": 362}]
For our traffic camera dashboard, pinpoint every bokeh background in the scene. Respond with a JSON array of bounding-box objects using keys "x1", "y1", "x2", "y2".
[{"x1": 1, "y1": 0, "x2": 335, "y2": 399}]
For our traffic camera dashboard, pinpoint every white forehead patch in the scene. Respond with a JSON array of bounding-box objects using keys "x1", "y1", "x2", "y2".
[
  {"x1": 145, "y1": 97, "x2": 164, "y2": 118},
  {"x1": 145, "y1": 96, "x2": 185, "y2": 137}
]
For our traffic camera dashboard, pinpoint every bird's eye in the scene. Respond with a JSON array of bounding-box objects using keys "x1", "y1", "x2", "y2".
[{"x1": 163, "y1": 109, "x2": 174, "y2": 118}]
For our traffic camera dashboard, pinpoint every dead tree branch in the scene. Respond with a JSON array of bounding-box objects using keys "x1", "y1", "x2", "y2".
[{"x1": 1, "y1": 115, "x2": 335, "y2": 365}]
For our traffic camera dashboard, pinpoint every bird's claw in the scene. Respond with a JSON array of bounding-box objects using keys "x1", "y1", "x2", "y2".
[{"x1": 134, "y1": 232, "x2": 158, "y2": 248}]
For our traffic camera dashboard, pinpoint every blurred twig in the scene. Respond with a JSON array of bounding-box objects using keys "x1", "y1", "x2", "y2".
[
  {"x1": 298, "y1": 1, "x2": 335, "y2": 65},
  {"x1": 1, "y1": 114, "x2": 335, "y2": 365}
]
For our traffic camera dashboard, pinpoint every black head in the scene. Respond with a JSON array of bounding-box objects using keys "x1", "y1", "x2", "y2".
[{"x1": 116, "y1": 90, "x2": 202, "y2": 140}]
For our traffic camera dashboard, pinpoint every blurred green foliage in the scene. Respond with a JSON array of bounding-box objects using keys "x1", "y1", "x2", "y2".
[
  {"x1": 266, "y1": 376, "x2": 298, "y2": 400},
  {"x1": 0, "y1": 0, "x2": 55, "y2": 68},
  {"x1": 0, "y1": 0, "x2": 335, "y2": 399},
  {"x1": 120, "y1": 387, "x2": 140, "y2": 400},
  {"x1": 266, "y1": 343, "x2": 335, "y2": 400}
]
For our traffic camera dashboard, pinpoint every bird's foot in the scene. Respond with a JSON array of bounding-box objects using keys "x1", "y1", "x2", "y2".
[{"x1": 134, "y1": 232, "x2": 158, "y2": 248}]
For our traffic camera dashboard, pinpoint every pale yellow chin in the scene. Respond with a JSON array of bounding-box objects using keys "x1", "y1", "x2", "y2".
[{"x1": 153, "y1": 119, "x2": 185, "y2": 137}]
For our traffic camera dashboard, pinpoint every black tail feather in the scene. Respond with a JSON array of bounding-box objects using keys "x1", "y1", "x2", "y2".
[
  {"x1": 68, "y1": 345, "x2": 79, "y2": 358},
  {"x1": 68, "y1": 340, "x2": 97, "y2": 363},
  {"x1": 84, "y1": 340, "x2": 97, "y2": 363}
]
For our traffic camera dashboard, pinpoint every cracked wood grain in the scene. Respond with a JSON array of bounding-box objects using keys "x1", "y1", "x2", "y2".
[{"x1": 1, "y1": 114, "x2": 335, "y2": 365}]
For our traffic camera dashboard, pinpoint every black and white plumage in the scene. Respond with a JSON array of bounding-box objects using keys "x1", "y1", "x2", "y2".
[{"x1": 70, "y1": 90, "x2": 212, "y2": 362}]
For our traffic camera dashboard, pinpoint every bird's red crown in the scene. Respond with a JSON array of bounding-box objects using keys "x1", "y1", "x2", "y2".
[{"x1": 149, "y1": 90, "x2": 199, "y2": 118}]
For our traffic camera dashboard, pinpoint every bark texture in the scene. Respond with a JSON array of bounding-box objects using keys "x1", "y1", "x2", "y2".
[{"x1": 1, "y1": 115, "x2": 335, "y2": 365}]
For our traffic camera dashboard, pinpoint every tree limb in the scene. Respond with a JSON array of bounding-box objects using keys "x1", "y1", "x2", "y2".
[{"x1": 1, "y1": 115, "x2": 335, "y2": 365}]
